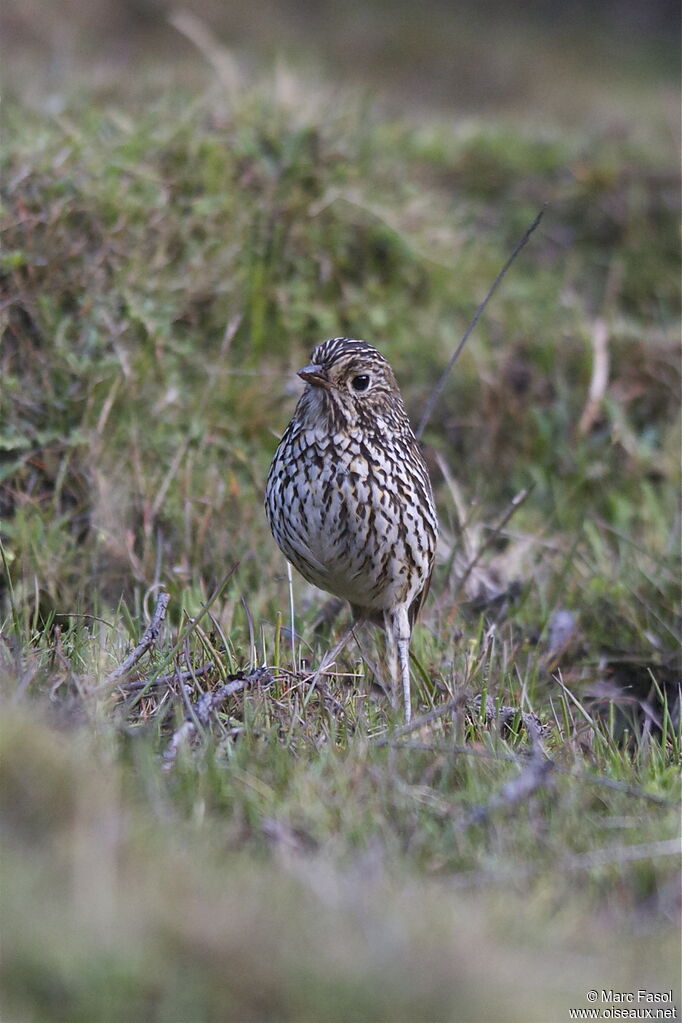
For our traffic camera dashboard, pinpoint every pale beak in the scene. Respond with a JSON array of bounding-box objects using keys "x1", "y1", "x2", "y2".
[{"x1": 298, "y1": 363, "x2": 333, "y2": 389}]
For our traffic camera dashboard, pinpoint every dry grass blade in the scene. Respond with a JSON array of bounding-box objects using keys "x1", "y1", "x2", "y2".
[
  {"x1": 169, "y1": 9, "x2": 241, "y2": 92},
  {"x1": 1, "y1": 35, "x2": 680, "y2": 1020},
  {"x1": 416, "y1": 206, "x2": 546, "y2": 439},
  {"x1": 451, "y1": 484, "x2": 534, "y2": 598},
  {"x1": 578, "y1": 316, "x2": 610, "y2": 435}
]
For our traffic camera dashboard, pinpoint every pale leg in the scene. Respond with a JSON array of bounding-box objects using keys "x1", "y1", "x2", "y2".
[{"x1": 385, "y1": 607, "x2": 412, "y2": 723}]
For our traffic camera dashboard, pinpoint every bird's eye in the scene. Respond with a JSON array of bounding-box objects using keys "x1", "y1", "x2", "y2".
[{"x1": 351, "y1": 374, "x2": 371, "y2": 392}]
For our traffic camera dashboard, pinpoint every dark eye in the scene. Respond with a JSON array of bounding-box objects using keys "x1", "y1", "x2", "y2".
[{"x1": 351, "y1": 374, "x2": 370, "y2": 392}]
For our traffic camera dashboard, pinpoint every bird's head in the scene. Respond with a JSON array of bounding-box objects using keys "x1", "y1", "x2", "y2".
[{"x1": 296, "y1": 337, "x2": 407, "y2": 432}]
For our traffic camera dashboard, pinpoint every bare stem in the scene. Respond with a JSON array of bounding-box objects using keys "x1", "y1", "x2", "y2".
[{"x1": 416, "y1": 206, "x2": 546, "y2": 440}]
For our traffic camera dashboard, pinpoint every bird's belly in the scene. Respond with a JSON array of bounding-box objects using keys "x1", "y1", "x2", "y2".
[{"x1": 271, "y1": 458, "x2": 430, "y2": 611}]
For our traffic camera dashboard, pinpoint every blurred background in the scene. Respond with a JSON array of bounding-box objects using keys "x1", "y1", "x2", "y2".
[
  {"x1": 1, "y1": 6, "x2": 680, "y2": 1023},
  {"x1": 3, "y1": 0, "x2": 680, "y2": 120},
  {"x1": 1, "y1": 0, "x2": 679, "y2": 602}
]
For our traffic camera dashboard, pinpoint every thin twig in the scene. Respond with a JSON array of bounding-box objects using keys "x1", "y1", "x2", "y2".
[
  {"x1": 44, "y1": 612, "x2": 116, "y2": 629},
  {"x1": 384, "y1": 740, "x2": 525, "y2": 764},
  {"x1": 452, "y1": 484, "x2": 535, "y2": 598},
  {"x1": 123, "y1": 561, "x2": 240, "y2": 707},
  {"x1": 375, "y1": 697, "x2": 462, "y2": 741},
  {"x1": 573, "y1": 769, "x2": 679, "y2": 807},
  {"x1": 163, "y1": 667, "x2": 272, "y2": 768},
  {"x1": 104, "y1": 591, "x2": 171, "y2": 684},
  {"x1": 454, "y1": 754, "x2": 554, "y2": 832},
  {"x1": 377, "y1": 691, "x2": 546, "y2": 744},
  {"x1": 416, "y1": 205, "x2": 546, "y2": 439},
  {"x1": 449, "y1": 838, "x2": 681, "y2": 889},
  {"x1": 304, "y1": 621, "x2": 365, "y2": 715},
  {"x1": 119, "y1": 661, "x2": 214, "y2": 692}
]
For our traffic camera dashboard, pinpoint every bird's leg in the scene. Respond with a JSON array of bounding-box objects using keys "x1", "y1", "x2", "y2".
[
  {"x1": 398, "y1": 640, "x2": 412, "y2": 725},
  {"x1": 383, "y1": 617, "x2": 399, "y2": 712},
  {"x1": 385, "y1": 607, "x2": 413, "y2": 723}
]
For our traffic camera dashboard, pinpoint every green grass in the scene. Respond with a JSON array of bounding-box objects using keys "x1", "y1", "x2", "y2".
[{"x1": 1, "y1": 32, "x2": 680, "y2": 1023}]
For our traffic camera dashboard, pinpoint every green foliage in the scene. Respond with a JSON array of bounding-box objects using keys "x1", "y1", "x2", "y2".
[
  {"x1": 2, "y1": 80, "x2": 679, "y2": 612},
  {"x1": 0, "y1": 43, "x2": 680, "y2": 1023}
]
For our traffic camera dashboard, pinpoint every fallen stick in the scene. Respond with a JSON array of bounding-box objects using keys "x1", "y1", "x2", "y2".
[
  {"x1": 104, "y1": 590, "x2": 171, "y2": 685},
  {"x1": 454, "y1": 754, "x2": 555, "y2": 832},
  {"x1": 123, "y1": 561, "x2": 240, "y2": 709},
  {"x1": 381, "y1": 740, "x2": 678, "y2": 807},
  {"x1": 119, "y1": 662, "x2": 215, "y2": 692},
  {"x1": 449, "y1": 838, "x2": 682, "y2": 889},
  {"x1": 163, "y1": 666, "x2": 272, "y2": 768}
]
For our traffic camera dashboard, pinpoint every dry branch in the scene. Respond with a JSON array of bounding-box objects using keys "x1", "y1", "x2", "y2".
[
  {"x1": 120, "y1": 662, "x2": 214, "y2": 692},
  {"x1": 388, "y1": 696, "x2": 463, "y2": 738},
  {"x1": 382, "y1": 740, "x2": 678, "y2": 807},
  {"x1": 450, "y1": 838, "x2": 681, "y2": 889},
  {"x1": 163, "y1": 666, "x2": 272, "y2": 768},
  {"x1": 104, "y1": 590, "x2": 170, "y2": 685},
  {"x1": 455, "y1": 754, "x2": 555, "y2": 831},
  {"x1": 123, "y1": 561, "x2": 240, "y2": 709},
  {"x1": 379, "y1": 693, "x2": 549, "y2": 746}
]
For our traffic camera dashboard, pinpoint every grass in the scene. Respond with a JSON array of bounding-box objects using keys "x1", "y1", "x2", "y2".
[{"x1": 1, "y1": 19, "x2": 681, "y2": 1023}]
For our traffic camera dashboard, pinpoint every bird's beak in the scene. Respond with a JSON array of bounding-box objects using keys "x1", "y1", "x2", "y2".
[{"x1": 298, "y1": 363, "x2": 333, "y2": 389}]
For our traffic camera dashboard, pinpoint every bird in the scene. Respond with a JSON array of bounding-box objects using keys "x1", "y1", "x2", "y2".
[{"x1": 265, "y1": 336, "x2": 438, "y2": 722}]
